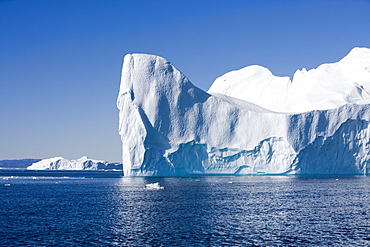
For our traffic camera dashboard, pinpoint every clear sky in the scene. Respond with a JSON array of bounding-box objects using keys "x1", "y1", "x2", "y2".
[{"x1": 1, "y1": 0, "x2": 370, "y2": 162}]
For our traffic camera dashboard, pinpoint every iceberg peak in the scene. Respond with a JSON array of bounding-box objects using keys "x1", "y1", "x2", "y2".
[
  {"x1": 209, "y1": 47, "x2": 370, "y2": 113},
  {"x1": 341, "y1": 47, "x2": 370, "y2": 61}
]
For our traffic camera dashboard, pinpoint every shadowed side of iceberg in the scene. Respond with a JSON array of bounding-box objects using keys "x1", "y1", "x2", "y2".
[
  {"x1": 286, "y1": 104, "x2": 370, "y2": 175},
  {"x1": 290, "y1": 118, "x2": 370, "y2": 175}
]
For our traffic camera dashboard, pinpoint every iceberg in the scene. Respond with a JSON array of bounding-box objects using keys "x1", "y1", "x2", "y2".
[
  {"x1": 27, "y1": 156, "x2": 122, "y2": 170},
  {"x1": 117, "y1": 47, "x2": 370, "y2": 176}
]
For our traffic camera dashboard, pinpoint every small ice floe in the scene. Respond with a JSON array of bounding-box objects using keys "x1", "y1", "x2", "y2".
[
  {"x1": 4, "y1": 184, "x2": 10, "y2": 186},
  {"x1": 145, "y1": 182, "x2": 164, "y2": 190}
]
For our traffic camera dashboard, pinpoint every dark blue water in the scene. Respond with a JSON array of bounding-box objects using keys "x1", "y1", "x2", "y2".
[{"x1": 1, "y1": 175, "x2": 369, "y2": 246}]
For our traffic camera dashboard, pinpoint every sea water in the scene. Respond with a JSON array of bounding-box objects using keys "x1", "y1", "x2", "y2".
[{"x1": 1, "y1": 175, "x2": 369, "y2": 246}]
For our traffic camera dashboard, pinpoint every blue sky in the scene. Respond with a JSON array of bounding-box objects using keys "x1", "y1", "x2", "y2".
[{"x1": 1, "y1": 0, "x2": 370, "y2": 162}]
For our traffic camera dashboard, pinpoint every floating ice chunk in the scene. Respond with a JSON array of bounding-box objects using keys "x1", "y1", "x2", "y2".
[{"x1": 145, "y1": 182, "x2": 164, "y2": 190}]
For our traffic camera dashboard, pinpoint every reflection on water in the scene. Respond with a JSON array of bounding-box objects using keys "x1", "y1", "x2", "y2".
[
  {"x1": 108, "y1": 176, "x2": 370, "y2": 246},
  {"x1": 0, "y1": 176, "x2": 369, "y2": 246},
  {"x1": 111, "y1": 177, "x2": 220, "y2": 245}
]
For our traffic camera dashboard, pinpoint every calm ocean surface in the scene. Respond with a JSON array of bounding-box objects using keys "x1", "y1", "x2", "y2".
[{"x1": 1, "y1": 174, "x2": 369, "y2": 246}]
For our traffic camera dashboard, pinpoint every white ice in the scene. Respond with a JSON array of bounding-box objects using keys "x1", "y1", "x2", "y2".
[
  {"x1": 27, "y1": 156, "x2": 110, "y2": 170},
  {"x1": 145, "y1": 182, "x2": 164, "y2": 190},
  {"x1": 117, "y1": 47, "x2": 370, "y2": 176}
]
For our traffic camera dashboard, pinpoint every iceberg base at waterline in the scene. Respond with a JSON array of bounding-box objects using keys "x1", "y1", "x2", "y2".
[{"x1": 117, "y1": 48, "x2": 370, "y2": 176}]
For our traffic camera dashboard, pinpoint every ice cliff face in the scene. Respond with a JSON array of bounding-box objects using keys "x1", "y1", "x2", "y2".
[
  {"x1": 117, "y1": 48, "x2": 370, "y2": 176},
  {"x1": 27, "y1": 156, "x2": 122, "y2": 170}
]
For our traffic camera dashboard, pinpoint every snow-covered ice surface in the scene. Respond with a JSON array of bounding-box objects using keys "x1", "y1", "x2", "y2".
[
  {"x1": 117, "y1": 48, "x2": 370, "y2": 176},
  {"x1": 27, "y1": 156, "x2": 118, "y2": 170},
  {"x1": 209, "y1": 47, "x2": 370, "y2": 113}
]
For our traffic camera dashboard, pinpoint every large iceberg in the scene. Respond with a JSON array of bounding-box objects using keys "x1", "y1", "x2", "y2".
[
  {"x1": 117, "y1": 47, "x2": 370, "y2": 176},
  {"x1": 27, "y1": 156, "x2": 122, "y2": 170}
]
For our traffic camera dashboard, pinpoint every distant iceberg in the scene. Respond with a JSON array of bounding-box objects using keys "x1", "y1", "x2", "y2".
[
  {"x1": 27, "y1": 156, "x2": 122, "y2": 170},
  {"x1": 117, "y1": 47, "x2": 370, "y2": 176}
]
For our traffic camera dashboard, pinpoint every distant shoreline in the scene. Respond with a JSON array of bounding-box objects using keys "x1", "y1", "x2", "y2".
[{"x1": 0, "y1": 169, "x2": 123, "y2": 178}]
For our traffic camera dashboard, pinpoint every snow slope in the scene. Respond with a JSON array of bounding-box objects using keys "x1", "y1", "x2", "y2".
[
  {"x1": 209, "y1": 47, "x2": 370, "y2": 113},
  {"x1": 117, "y1": 48, "x2": 370, "y2": 176},
  {"x1": 27, "y1": 156, "x2": 122, "y2": 170}
]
